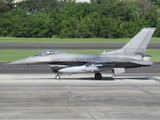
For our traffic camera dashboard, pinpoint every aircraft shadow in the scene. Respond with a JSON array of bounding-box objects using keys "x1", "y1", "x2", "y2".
[
  {"x1": 17, "y1": 76, "x2": 150, "y2": 81},
  {"x1": 57, "y1": 77, "x2": 115, "y2": 81},
  {"x1": 114, "y1": 77, "x2": 150, "y2": 80}
]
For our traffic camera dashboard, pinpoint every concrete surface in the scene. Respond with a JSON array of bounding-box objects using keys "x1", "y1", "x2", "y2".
[{"x1": 0, "y1": 73, "x2": 160, "y2": 119}]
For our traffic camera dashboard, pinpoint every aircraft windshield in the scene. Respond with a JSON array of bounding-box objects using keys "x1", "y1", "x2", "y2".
[{"x1": 34, "y1": 50, "x2": 64, "y2": 56}]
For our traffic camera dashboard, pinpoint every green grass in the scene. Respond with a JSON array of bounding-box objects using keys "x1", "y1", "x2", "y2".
[
  {"x1": 146, "y1": 49, "x2": 160, "y2": 62},
  {"x1": 0, "y1": 37, "x2": 160, "y2": 43},
  {"x1": 1, "y1": 49, "x2": 160, "y2": 63},
  {"x1": 1, "y1": 49, "x2": 40, "y2": 62}
]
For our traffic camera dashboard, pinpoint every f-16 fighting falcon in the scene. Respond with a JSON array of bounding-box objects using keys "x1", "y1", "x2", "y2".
[{"x1": 10, "y1": 28, "x2": 156, "y2": 80}]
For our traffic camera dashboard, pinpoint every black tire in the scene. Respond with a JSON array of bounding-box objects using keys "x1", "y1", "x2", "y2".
[{"x1": 95, "y1": 73, "x2": 102, "y2": 80}]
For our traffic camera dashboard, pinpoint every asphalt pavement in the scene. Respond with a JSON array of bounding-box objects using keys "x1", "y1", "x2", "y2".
[
  {"x1": 1, "y1": 63, "x2": 160, "y2": 74},
  {"x1": 1, "y1": 43, "x2": 160, "y2": 49}
]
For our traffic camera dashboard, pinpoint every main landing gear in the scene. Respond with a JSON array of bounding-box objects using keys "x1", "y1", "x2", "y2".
[{"x1": 95, "y1": 72, "x2": 102, "y2": 80}]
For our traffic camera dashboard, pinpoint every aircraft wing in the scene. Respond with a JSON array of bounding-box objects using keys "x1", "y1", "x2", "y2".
[
  {"x1": 83, "y1": 58, "x2": 153, "y2": 66},
  {"x1": 77, "y1": 58, "x2": 123, "y2": 64}
]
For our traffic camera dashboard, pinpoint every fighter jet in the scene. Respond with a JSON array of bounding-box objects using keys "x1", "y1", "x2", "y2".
[{"x1": 10, "y1": 28, "x2": 156, "y2": 80}]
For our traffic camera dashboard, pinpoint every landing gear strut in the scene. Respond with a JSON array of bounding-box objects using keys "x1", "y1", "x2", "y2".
[
  {"x1": 95, "y1": 72, "x2": 102, "y2": 80},
  {"x1": 55, "y1": 72, "x2": 60, "y2": 79}
]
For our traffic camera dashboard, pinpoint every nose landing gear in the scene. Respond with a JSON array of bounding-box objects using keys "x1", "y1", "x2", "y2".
[{"x1": 55, "y1": 72, "x2": 60, "y2": 79}]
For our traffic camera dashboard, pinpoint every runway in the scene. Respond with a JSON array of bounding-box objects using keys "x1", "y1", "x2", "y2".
[{"x1": 0, "y1": 73, "x2": 160, "y2": 119}]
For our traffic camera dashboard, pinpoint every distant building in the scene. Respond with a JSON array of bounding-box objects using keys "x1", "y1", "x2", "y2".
[
  {"x1": 76, "y1": 0, "x2": 90, "y2": 3},
  {"x1": 13, "y1": 0, "x2": 91, "y2": 3},
  {"x1": 13, "y1": 0, "x2": 24, "y2": 3}
]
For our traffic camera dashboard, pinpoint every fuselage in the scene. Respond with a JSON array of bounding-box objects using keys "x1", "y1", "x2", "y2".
[{"x1": 25, "y1": 52, "x2": 144, "y2": 67}]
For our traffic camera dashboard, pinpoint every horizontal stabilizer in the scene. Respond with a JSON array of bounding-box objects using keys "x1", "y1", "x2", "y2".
[{"x1": 128, "y1": 60, "x2": 153, "y2": 65}]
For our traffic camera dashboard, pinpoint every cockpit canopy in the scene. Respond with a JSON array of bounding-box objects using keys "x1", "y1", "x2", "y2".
[{"x1": 34, "y1": 49, "x2": 64, "y2": 56}]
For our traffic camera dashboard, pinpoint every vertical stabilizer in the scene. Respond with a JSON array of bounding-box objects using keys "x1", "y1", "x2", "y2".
[
  {"x1": 121, "y1": 28, "x2": 156, "y2": 54},
  {"x1": 105, "y1": 28, "x2": 156, "y2": 55}
]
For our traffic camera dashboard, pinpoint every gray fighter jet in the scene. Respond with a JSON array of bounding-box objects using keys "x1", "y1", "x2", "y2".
[{"x1": 10, "y1": 28, "x2": 156, "y2": 80}]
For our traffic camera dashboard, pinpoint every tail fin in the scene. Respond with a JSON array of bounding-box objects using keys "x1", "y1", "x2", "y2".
[
  {"x1": 122, "y1": 28, "x2": 156, "y2": 54},
  {"x1": 106, "y1": 28, "x2": 156, "y2": 55}
]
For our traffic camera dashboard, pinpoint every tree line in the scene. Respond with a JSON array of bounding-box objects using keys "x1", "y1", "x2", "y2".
[{"x1": 0, "y1": 0, "x2": 160, "y2": 38}]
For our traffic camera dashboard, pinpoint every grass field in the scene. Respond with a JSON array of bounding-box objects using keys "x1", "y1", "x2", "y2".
[
  {"x1": 0, "y1": 37, "x2": 160, "y2": 43},
  {"x1": 1, "y1": 49, "x2": 160, "y2": 63},
  {"x1": 0, "y1": 37, "x2": 160, "y2": 62}
]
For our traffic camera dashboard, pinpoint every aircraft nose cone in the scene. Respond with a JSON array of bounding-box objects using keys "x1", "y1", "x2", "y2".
[{"x1": 9, "y1": 58, "x2": 27, "y2": 65}]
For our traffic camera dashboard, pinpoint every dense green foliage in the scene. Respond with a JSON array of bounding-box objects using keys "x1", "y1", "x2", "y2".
[{"x1": 0, "y1": 0, "x2": 160, "y2": 38}]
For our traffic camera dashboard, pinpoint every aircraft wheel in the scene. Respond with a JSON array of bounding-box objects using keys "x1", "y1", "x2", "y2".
[
  {"x1": 95, "y1": 73, "x2": 102, "y2": 80},
  {"x1": 55, "y1": 75, "x2": 60, "y2": 80}
]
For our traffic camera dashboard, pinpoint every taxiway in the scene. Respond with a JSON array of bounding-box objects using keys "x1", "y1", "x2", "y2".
[{"x1": 0, "y1": 73, "x2": 160, "y2": 119}]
